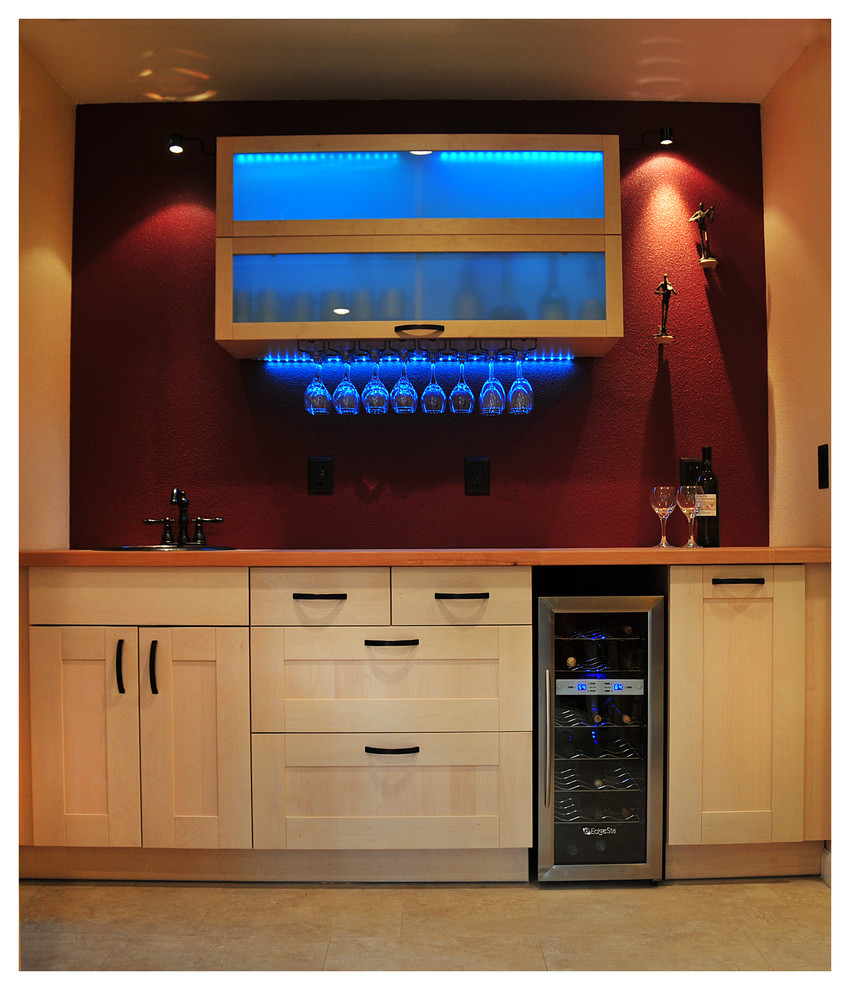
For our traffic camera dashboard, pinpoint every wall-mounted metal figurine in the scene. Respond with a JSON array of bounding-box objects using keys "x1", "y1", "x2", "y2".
[
  {"x1": 689, "y1": 202, "x2": 717, "y2": 268},
  {"x1": 653, "y1": 273, "x2": 677, "y2": 341}
]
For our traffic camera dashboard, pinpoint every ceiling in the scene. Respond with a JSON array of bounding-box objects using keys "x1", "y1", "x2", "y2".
[{"x1": 19, "y1": 17, "x2": 830, "y2": 106}]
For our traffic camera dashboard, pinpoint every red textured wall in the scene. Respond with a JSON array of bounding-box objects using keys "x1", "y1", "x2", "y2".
[{"x1": 69, "y1": 101, "x2": 767, "y2": 549}]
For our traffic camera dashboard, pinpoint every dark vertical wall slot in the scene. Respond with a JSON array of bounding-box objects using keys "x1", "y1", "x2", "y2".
[
  {"x1": 465, "y1": 457, "x2": 490, "y2": 495},
  {"x1": 818, "y1": 444, "x2": 829, "y2": 489},
  {"x1": 309, "y1": 456, "x2": 334, "y2": 495}
]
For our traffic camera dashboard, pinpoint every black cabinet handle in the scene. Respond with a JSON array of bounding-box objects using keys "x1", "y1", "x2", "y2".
[
  {"x1": 149, "y1": 640, "x2": 158, "y2": 695},
  {"x1": 711, "y1": 577, "x2": 766, "y2": 585},
  {"x1": 365, "y1": 745, "x2": 420, "y2": 755},
  {"x1": 394, "y1": 323, "x2": 445, "y2": 338},
  {"x1": 434, "y1": 592, "x2": 490, "y2": 600},
  {"x1": 364, "y1": 638, "x2": 420, "y2": 647},
  {"x1": 115, "y1": 638, "x2": 125, "y2": 695},
  {"x1": 292, "y1": 592, "x2": 348, "y2": 600}
]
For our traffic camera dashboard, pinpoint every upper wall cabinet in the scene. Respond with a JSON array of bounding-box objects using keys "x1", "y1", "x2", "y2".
[{"x1": 215, "y1": 134, "x2": 623, "y2": 359}]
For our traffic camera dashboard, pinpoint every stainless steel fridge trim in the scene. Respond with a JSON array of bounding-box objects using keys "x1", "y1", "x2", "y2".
[
  {"x1": 537, "y1": 595, "x2": 665, "y2": 883},
  {"x1": 545, "y1": 667, "x2": 552, "y2": 809}
]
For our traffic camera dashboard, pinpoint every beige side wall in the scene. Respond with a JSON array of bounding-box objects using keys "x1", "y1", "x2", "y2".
[
  {"x1": 762, "y1": 42, "x2": 831, "y2": 547},
  {"x1": 19, "y1": 44, "x2": 75, "y2": 549}
]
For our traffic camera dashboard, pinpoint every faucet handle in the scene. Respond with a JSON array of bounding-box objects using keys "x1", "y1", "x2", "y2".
[
  {"x1": 144, "y1": 517, "x2": 176, "y2": 545},
  {"x1": 191, "y1": 517, "x2": 223, "y2": 546}
]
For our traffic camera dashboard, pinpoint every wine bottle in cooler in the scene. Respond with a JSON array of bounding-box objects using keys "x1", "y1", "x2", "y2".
[{"x1": 696, "y1": 445, "x2": 720, "y2": 547}]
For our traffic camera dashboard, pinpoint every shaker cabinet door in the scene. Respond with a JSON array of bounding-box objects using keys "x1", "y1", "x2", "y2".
[
  {"x1": 667, "y1": 566, "x2": 806, "y2": 845},
  {"x1": 138, "y1": 627, "x2": 252, "y2": 849},
  {"x1": 29, "y1": 626, "x2": 142, "y2": 847}
]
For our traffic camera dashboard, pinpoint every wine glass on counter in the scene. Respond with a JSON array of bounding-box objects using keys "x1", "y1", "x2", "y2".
[
  {"x1": 650, "y1": 485, "x2": 677, "y2": 547},
  {"x1": 304, "y1": 358, "x2": 332, "y2": 415},
  {"x1": 676, "y1": 485, "x2": 701, "y2": 548}
]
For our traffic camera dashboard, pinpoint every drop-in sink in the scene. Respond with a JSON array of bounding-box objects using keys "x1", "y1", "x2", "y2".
[{"x1": 97, "y1": 545, "x2": 235, "y2": 551}]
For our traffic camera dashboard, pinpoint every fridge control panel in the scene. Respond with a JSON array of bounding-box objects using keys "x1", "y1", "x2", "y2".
[{"x1": 556, "y1": 678, "x2": 645, "y2": 696}]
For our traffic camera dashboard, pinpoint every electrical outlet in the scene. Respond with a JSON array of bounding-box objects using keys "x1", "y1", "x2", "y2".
[
  {"x1": 818, "y1": 444, "x2": 829, "y2": 489},
  {"x1": 308, "y1": 456, "x2": 334, "y2": 495},
  {"x1": 465, "y1": 457, "x2": 490, "y2": 495}
]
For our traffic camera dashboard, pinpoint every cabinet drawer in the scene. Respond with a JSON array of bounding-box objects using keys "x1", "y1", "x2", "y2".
[
  {"x1": 254, "y1": 732, "x2": 500, "y2": 850},
  {"x1": 28, "y1": 567, "x2": 249, "y2": 626},
  {"x1": 391, "y1": 566, "x2": 532, "y2": 625},
  {"x1": 703, "y1": 566, "x2": 774, "y2": 599},
  {"x1": 251, "y1": 567, "x2": 390, "y2": 625}
]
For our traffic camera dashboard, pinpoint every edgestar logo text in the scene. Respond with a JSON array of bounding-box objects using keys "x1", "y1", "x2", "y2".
[{"x1": 582, "y1": 826, "x2": 617, "y2": 836}]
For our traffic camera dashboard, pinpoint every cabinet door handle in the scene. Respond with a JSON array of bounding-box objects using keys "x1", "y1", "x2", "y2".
[
  {"x1": 115, "y1": 638, "x2": 125, "y2": 695},
  {"x1": 394, "y1": 323, "x2": 445, "y2": 338},
  {"x1": 365, "y1": 746, "x2": 420, "y2": 755},
  {"x1": 711, "y1": 577, "x2": 765, "y2": 585},
  {"x1": 148, "y1": 640, "x2": 159, "y2": 695},
  {"x1": 364, "y1": 638, "x2": 420, "y2": 647},
  {"x1": 292, "y1": 592, "x2": 348, "y2": 600},
  {"x1": 434, "y1": 592, "x2": 490, "y2": 600}
]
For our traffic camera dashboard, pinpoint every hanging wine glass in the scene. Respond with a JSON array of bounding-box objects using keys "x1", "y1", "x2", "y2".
[
  {"x1": 448, "y1": 355, "x2": 475, "y2": 414},
  {"x1": 390, "y1": 352, "x2": 418, "y2": 413},
  {"x1": 361, "y1": 351, "x2": 390, "y2": 414},
  {"x1": 421, "y1": 357, "x2": 447, "y2": 414},
  {"x1": 332, "y1": 357, "x2": 360, "y2": 414},
  {"x1": 479, "y1": 353, "x2": 506, "y2": 415},
  {"x1": 304, "y1": 357, "x2": 332, "y2": 415},
  {"x1": 508, "y1": 354, "x2": 533, "y2": 414}
]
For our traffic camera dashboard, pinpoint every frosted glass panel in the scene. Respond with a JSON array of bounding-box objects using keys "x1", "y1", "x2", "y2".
[
  {"x1": 232, "y1": 252, "x2": 606, "y2": 323},
  {"x1": 232, "y1": 151, "x2": 605, "y2": 221}
]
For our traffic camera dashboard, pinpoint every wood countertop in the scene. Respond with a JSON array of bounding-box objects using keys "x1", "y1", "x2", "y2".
[{"x1": 19, "y1": 547, "x2": 831, "y2": 567}]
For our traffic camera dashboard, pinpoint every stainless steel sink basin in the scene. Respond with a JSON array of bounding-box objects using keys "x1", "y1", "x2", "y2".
[{"x1": 97, "y1": 545, "x2": 235, "y2": 551}]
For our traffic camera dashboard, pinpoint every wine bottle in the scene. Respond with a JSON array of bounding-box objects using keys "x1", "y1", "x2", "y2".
[{"x1": 696, "y1": 445, "x2": 720, "y2": 547}]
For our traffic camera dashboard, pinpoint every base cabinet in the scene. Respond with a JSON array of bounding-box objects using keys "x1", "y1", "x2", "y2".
[
  {"x1": 667, "y1": 564, "x2": 829, "y2": 857},
  {"x1": 29, "y1": 624, "x2": 251, "y2": 849},
  {"x1": 250, "y1": 565, "x2": 533, "y2": 853}
]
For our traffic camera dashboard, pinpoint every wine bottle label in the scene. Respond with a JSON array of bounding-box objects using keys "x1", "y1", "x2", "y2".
[{"x1": 695, "y1": 494, "x2": 717, "y2": 516}]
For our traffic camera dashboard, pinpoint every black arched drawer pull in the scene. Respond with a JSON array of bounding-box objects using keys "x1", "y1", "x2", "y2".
[
  {"x1": 434, "y1": 592, "x2": 490, "y2": 600},
  {"x1": 292, "y1": 592, "x2": 348, "y2": 600},
  {"x1": 149, "y1": 640, "x2": 159, "y2": 695},
  {"x1": 364, "y1": 638, "x2": 420, "y2": 647},
  {"x1": 115, "y1": 638, "x2": 125, "y2": 695},
  {"x1": 711, "y1": 577, "x2": 765, "y2": 585},
  {"x1": 365, "y1": 746, "x2": 420, "y2": 755}
]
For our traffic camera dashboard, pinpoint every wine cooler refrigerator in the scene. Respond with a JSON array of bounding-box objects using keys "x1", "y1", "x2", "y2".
[{"x1": 538, "y1": 596, "x2": 664, "y2": 882}]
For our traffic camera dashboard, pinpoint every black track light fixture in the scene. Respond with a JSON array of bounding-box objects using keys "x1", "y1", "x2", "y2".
[{"x1": 621, "y1": 127, "x2": 674, "y2": 152}]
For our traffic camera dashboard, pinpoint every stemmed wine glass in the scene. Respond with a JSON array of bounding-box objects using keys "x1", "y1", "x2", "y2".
[
  {"x1": 650, "y1": 485, "x2": 677, "y2": 547},
  {"x1": 508, "y1": 354, "x2": 533, "y2": 414},
  {"x1": 390, "y1": 352, "x2": 418, "y2": 413},
  {"x1": 421, "y1": 357, "x2": 447, "y2": 414},
  {"x1": 361, "y1": 351, "x2": 390, "y2": 414},
  {"x1": 677, "y1": 485, "x2": 701, "y2": 548},
  {"x1": 448, "y1": 355, "x2": 475, "y2": 413},
  {"x1": 304, "y1": 357, "x2": 332, "y2": 415},
  {"x1": 332, "y1": 357, "x2": 360, "y2": 414},
  {"x1": 479, "y1": 353, "x2": 506, "y2": 415}
]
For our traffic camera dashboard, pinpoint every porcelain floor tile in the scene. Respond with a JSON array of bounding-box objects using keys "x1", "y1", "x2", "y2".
[
  {"x1": 540, "y1": 931, "x2": 772, "y2": 971},
  {"x1": 197, "y1": 885, "x2": 404, "y2": 937},
  {"x1": 19, "y1": 882, "x2": 222, "y2": 936},
  {"x1": 94, "y1": 933, "x2": 331, "y2": 971},
  {"x1": 324, "y1": 935, "x2": 547, "y2": 971},
  {"x1": 20, "y1": 933, "x2": 124, "y2": 971}
]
